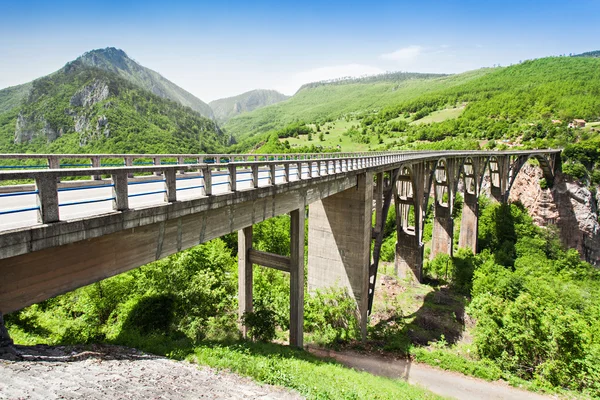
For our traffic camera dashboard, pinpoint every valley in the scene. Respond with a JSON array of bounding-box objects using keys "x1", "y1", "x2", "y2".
[{"x1": 1, "y1": 46, "x2": 600, "y2": 400}]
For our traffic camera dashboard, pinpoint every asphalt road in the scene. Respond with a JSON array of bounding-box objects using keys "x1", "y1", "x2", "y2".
[{"x1": 0, "y1": 165, "x2": 320, "y2": 232}]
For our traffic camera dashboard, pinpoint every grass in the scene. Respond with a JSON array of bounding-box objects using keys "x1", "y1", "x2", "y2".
[
  {"x1": 190, "y1": 341, "x2": 443, "y2": 400},
  {"x1": 280, "y1": 118, "x2": 400, "y2": 152},
  {"x1": 410, "y1": 105, "x2": 465, "y2": 125}
]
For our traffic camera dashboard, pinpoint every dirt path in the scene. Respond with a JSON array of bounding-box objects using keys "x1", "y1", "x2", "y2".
[
  {"x1": 309, "y1": 347, "x2": 554, "y2": 400},
  {"x1": 0, "y1": 344, "x2": 302, "y2": 400}
]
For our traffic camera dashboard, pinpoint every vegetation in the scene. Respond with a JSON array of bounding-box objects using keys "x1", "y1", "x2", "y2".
[
  {"x1": 4, "y1": 50, "x2": 600, "y2": 398},
  {"x1": 0, "y1": 61, "x2": 226, "y2": 155},
  {"x1": 209, "y1": 89, "x2": 289, "y2": 123},
  {"x1": 76, "y1": 47, "x2": 214, "y2": 118}
]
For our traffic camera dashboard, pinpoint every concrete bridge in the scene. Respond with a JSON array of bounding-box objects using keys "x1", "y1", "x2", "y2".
[{"x1": 0, "y1": 150, "x2": 561, "y2": 348}]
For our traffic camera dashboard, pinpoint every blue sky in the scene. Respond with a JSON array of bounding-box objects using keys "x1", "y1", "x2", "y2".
[{"x1": 1, "y1": 0, "x2": 599, "y2": 101}]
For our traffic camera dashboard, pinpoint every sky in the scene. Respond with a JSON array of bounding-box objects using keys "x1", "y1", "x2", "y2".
[{"x1": 1, "y1": 0, "x2": 599, "y2": 102}]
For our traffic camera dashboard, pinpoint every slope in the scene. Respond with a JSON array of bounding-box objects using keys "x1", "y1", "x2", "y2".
[
  {"x1": 209, "y1": 89, "x2": 289, "y2": 123},
  {"x1": 223, "y1": 70, "x2": 485, "y2": 141},
  {"x1": 0, "y1": 61, "x2": 225, "y2": 154},
  {"x1": 76, "y1": 47, "x2": 214, "y2": 119}
]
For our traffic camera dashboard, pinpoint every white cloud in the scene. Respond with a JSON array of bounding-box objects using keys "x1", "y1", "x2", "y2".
[
  {"x1": 275, "y1": 64, "x2": 385, "y2": 95},
  {"x1": 380, "y1": 45, "x2": 423, "y2": 62}
]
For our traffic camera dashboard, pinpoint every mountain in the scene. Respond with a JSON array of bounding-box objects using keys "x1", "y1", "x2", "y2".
[
  {"x1": 0, "y1": 82, "x2": 32, "y2": 115},
  {"x1": 76, "y1": 48, "x2": 214, "y2": 119},
  {"x1": 226, "y1": 57, "x2": 600, "y2": 153},
  {"x1": 223, "y1": 71, "x2": 473, "y2": 142},
  {"x1": 209, "y1": 89, "x2": 289, "y2": 123},
  {"x1": 0, "y1": 52, "x2": 226, "y2": 154},
  {"x1": 573, "y1": 50, "x2": 600, "y2": 58}
]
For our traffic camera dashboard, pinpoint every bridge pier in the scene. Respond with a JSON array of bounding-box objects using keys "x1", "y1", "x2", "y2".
[
  {"x1": 431, "y1": 204, "x2": 454, "y2": 259},
  {"x1": 395, "y1": 232, "x2": 424, "y2": 282},
  {"x1": 458, "y1": 192, "x2": 479, "y2": 252},
  {"x1": 237, "y1": 208, "x2": 305, "y2": 348},
  {"x1": 307, "y1": 172, "x2": 373, "y2": 340},
  {"x1": 0, "y1": 312, "x2": 12, "y2": 348}
]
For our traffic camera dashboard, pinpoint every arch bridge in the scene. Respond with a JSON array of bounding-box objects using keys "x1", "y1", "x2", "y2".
[{"x1": 0, "y1": 150, "x2": 561, "y2": 348}]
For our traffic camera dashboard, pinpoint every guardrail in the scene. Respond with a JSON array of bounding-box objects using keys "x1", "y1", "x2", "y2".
[
  {"x1": 0, "y1": 153, "x2": 409, "y2": 225},
  {"x1": 0, "y1": 151, "x2": 403, "y2": 175},
  {"x1": 0, "y1": 149, "x2": 561, "y2": 230}
]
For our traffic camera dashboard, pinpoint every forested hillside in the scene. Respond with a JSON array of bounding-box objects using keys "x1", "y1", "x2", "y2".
[
  {"x1": 224, "y1": 70, "x2": 466, "y2": 141},
  {"x1": 227, "y1": 57, "x2": 600, "y2": 158},
  {"x1": 77, "y1": 48, "x2": 215, "y2": 119},
  {"x1": 0, "y1": 60, "x2": 226, "y2": 154}
]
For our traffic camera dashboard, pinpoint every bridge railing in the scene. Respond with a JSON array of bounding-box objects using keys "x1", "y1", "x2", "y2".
[
  {"x1": 0, "y1": 149, "x2": 562, "y2": 230},
  {"x1": 0, "y1": 151, "x2": 414, "y2": 176},
  {"x1": 0, "y1": 153, "x2": 411, "y2": 227}
]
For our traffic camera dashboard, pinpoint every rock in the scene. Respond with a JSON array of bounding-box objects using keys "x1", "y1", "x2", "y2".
[
  {"x1": 14, "y1": 112, "x2": 37, "y2": 143},
  {"x1": 70, "y1": 80, "x2": 110, "y2": 108},
  {"x1": 509, "y1": 164, "x2": 600, "y2": 266}
]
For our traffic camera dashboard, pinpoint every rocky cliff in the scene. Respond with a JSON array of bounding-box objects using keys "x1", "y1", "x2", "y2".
[{"x1": 509, "y1": 163, "x2": 600, "y2": 266}]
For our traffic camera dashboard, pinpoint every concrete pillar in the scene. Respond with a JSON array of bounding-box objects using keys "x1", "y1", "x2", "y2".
[
  {"x1": 491, "y1": 156, "x2": 509, "y2": 203},
  {"x1": 125, "y1": 157, "x2": 134, "y2": 178},
  {"x1": 431, "y1": 204, "x2": 454, "y2": 258},
  {"x1": 238, "y1": 226, "x2": 253, "y2": 338},
  {"x1": 459, "y1": 192, "x2": 479, "y2": 253},
  {"x1": 374, "y1": 173, "x2": 384, "y2": 235},
  {"x1": 395, "y1": 233, "x2": 423, "y2": 282},
  {"x1": 112, "y1": 172, "x2": 129, "y2": 211},
  {"x1": 0, "y1": 312, "x2": 13, "y2": 348},
  {"x1": 164, "y1": 169, "x2": 177, "y2": 203},
  {"x1": 91, "y1": 156, "x2": 101, "y2": 180},
  {"x1": 35, "y1": 176, "x2": 59, "y2": 224},
  {"x1": 153, "y1": 157, "x2": 162, "y2": 176},
  {"x1": 289, "y1": 208, "x2": 304, "y2": 348},
  {"x1": 308, "y1": 172, "x2": 373, "y2": 339}
]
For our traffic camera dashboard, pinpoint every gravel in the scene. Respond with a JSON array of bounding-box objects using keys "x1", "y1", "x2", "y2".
[{"x1": 0, "y1": 344, "x2": 303, "y2": 400}]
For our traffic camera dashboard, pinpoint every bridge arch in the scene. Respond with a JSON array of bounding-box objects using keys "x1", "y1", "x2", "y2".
[
  {"x1": 433, "y1": 158, "x2": 450, "y2": 207},
  {"x1": 395, "y1": 164, "x2": 418, "y2": 236},
  {"x1": 507, "y1": 153, "x2": 558, "y2": 195}
]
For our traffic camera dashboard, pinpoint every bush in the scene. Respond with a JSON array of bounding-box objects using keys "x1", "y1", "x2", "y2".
[
  {"x1": 304, "y1": 287, "x2": 360, "y2": 345},
  {"x1": 122, "y1": 293, "x2": 177, "y2": 335},
  {"x1": 562, "y1": 162, "x2": 587, "y2": 180},
  {"x1": 242, "y1": 308, "x2": 277, "y2": 342}
]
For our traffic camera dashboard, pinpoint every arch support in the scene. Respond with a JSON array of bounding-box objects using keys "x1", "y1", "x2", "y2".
[
  {"x1": 458, "y1": 157, "x2": 484, "y2": 252},
  {"x1": 431, "y1": 158, "x2": 461, "y2": 259},
  {"x1": 395, "y1": 162, "x2": 434, "y2": 283}
]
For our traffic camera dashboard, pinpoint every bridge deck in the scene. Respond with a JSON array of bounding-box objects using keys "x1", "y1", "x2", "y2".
[{"x1": 0, "y1": 150, "x2": 560, "y2": 314}]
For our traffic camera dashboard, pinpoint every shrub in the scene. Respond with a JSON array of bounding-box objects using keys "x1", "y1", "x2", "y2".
[
  {"x1": 242, "y1": 308, "x2": 277, "y2": 342},
  {"x1": 122, "y1": 293, "x2": 177, "y2": 335},
  {"x1": 304, "y1": 287, "x2": 360, "y2": 345}
]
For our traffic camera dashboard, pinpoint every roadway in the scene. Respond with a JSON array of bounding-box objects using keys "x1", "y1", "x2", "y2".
[{"x1": 0, "y1": 165, "x2": 319, "y2": 232}]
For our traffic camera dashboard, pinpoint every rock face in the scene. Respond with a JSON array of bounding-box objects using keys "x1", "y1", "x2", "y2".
[
  {"x1": 15, "y1": 80, "x2": 110, "y2": 146},
  {"x1": 70, "y1": 80, "x2": 109, "y2": 107},
  {"x1": 509, "y1": 164, "x2": 600, "y2": 266},
  {"x1": 14, "y1": 114, "x2": 62, "y2": 143}
]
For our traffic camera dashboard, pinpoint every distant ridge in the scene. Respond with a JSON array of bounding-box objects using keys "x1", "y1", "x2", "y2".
[
  {"x1": 209, "y1": 89, "x2": 289, "y2": 123},
  {"x1": 296, "y1": 71, "x2": 447, "y2": 93},
  {"x1": 572, "y1": 50, "x2": 600, "y2": 58}
]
